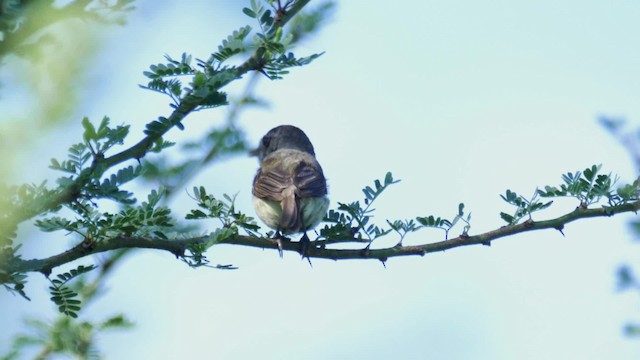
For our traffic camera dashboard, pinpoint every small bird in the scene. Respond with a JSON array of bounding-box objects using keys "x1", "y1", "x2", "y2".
[{"x1": 251, "y1": 125, "x2": 329, "y2": 257}]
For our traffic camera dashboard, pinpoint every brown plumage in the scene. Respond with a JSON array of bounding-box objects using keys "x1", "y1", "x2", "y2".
[{"x1": 252, "y1": 125, "x2": 329, "y2": 235}]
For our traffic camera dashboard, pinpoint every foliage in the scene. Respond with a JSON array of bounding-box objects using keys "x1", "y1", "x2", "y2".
[
  {"x1": 601, "y1": 116, "x2": 640, "y2": 338},
  {"x1": 137, "y1": 0, "x2": 333, "y2": 196},
  {"x1": 0, "y1": 314, "x2": 133, "y2": 360},
  {"x1": 320, "y1": 172, "x2": 399, "y2": 242},
  {"x1": 1, "y1": 3, "x2": 331, "y2": 358},
  {"x1": 499, "y1": 189, "x2": 553, "y2": 226},
  {"x1": 316, "y1": 166, "x2": 638, "y2": 253},
  {"x1": 0, "y1": 0, "x2": 135, "y2": 61},
  {"x1": 48, "y1": 265, "x2": 97, "y2": 318},
  {"x1": 537, "y1": 164, "x2": 625, "y2": 206},
  {"x1": 319, "y1": 172, "x2": 472, "y2": 248},
  {"x1": 139, "y1": 0, "x2": 322, "y2": 110},
  {"x1": 187, "y1": 187, "x2": 260, "y2": 235},
  {"x1": 496, "y1": 165, "x2": 638, "y2": 226}
]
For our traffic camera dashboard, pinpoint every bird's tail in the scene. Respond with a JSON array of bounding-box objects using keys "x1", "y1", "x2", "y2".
[{"x1": 280, "y1": 186, "x2": 300, "y2": 231}]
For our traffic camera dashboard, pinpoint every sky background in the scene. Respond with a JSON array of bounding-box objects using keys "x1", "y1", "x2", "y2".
[{"x1": 2, "y1": 0, "x2": 640, "y2": 359}]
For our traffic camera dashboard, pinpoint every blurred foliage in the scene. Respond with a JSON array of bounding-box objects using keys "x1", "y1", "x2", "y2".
[
  {"x1": 0, "y1": 0, "x2": 135, "y2": 187},
  {"x1": 0, "y1": 0, "x2": 134, "y2": 59},
  {"x1": 0, "y1": 314, "x2": 133, "y2": 360},
  {"x1": 1, "y1": 249, "x2": 133, "y2": 360},
  {"x1": 601, "y1": 117, "x2": 640, "y2": 337}
]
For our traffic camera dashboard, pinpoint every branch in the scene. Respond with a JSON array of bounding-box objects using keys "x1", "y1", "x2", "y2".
[{"x1": 7, "y1": 200, "x2": 638, "y2": 274}]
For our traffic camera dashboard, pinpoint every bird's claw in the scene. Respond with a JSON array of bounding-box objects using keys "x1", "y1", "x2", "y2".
[
  {"x1": 276, "y1": 238, "x2": 284, "y2": 258},
  {"x1": 272, "y1": 231, "x2": 286, "y2": 258},
  {"x1": 299, "y1": 233, "x2": 314, "y2": 267}
]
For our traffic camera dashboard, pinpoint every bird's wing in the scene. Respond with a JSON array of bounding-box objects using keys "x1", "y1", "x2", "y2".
[
  {"x1": 293, "y1": 161, "x2": 328, "y2": 198},
  {"x1": 252, "y1": 166, "x2": 291, "y2": 201}
]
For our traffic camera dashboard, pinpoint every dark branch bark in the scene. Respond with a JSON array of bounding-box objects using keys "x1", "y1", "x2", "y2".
[{"x1": 6, "y1": 200, "x2": 638, "y2": 274}]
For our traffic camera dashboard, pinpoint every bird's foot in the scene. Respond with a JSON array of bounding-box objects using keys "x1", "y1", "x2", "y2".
[
  {"x1": 299, "y1": 233, "x2": 313, "y2": 267},
  {"x1": 272, "y1": 231, "x2": 289, "y2": 258}
]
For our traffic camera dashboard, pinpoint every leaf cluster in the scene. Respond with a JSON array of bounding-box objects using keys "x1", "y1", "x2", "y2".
[
  {"x1": 49, "y1": 117, "x2": 142, "y2": 203},
  {"x1": 537, "y1": 164, "x2": 630, "y2": 206},
  {"x1": 616, "y1": 265, "x2": 640, "y2": 338},
  {"x1": 48, "y1": 265, "x2": 97, "y2": 318},
  {"x1": 0, "y1": 182, "x2": 58, "y2": 246},
  {"x1": 499, "y1": 190, "x2": 552, "y2": 226},
  {"x1": 320, "y1": 172, "x2": 470, "y2": 247},
  {"x1": 1, "y1": 314, "x2": 133, "y2": 360},
  {"x1": 35, "y1": 189, "x2": 173, "y2": 242},
  {"x1": 0, "y1": 270, "x2": 29, "y2": 301},
  {"x1": 139, "y1": 0, "x2": 323, "y2": 110},
  {"x1": 285, "y1": 2, "x2": 335, "y2": 43},
  {"x1": 187, "y1": 187, "x2": 260, "y2": 236},
  {"x1": 0, "y1": 0, "x2": 135, "y2": 61},
  {"x1": 499, "y1": 164, "x2": 639, "y2": 226}
]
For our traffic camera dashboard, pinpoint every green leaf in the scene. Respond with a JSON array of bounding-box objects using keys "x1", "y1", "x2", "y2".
[
  {"x1": 260, "y1": 9, "x2": 272, "y2": 26},
  {"x1": 384, "y1": 171, "x2": 394, "y2": 185},
  {"x1": 242, "y1": 7, "x2": 256, "y2": 18},
  {"x1": 500, "y1": 212, "x2": 515, "y2": 224},
  {"x1": 186, "y1": 209, "x2": 207, "y2": 219},
  {"x1": 81, "y1": 117, "x2": 97, "y2": 142}
]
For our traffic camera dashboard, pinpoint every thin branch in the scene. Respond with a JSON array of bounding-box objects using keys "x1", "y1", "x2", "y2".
[{"x1": 7, "y1": 200, "x2": 638, "y2": 274}]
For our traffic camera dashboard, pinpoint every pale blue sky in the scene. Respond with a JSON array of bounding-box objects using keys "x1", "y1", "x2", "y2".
[{"x1": 2, "y1": 1, "x2": 640, "y2": 359}]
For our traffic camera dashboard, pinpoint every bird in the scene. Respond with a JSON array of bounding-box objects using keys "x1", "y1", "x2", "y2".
[{"x1": 251, "y1": 125, "x2": 329, "y2": 258}]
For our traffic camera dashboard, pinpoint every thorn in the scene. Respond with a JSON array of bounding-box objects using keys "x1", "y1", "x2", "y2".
[
  {"x1": 259, "y1": 69, "x2": 272, "y2": 80},
  {"x1": 40, "y1": 268, "x2": 52, "y2": 277},
  {"x1": 380, "y1": 259, "x2": 387, "y2": 268},
  {"x1": 171, "y1": 246, "x2": 186, "y2": 259},
  {"x1": 481, "y1": 241, "x2": 491, "y2": 247},
  {"x1": 305, "y1": 257, "x2": 313, "y2": 268},
  {"x1": 557, "y1": 227, "x2": 565, "y2": 237}
]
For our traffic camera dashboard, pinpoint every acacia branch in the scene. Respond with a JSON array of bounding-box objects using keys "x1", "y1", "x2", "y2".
[{"x1": 6, "y1": 200, "x2": 638, "y2": 274}]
